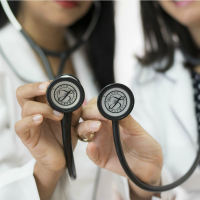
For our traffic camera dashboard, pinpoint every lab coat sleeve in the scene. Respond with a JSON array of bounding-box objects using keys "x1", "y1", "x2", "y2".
[
  {"x1": 0, "y1": 159, "x2": 40, "y2": 200},
  {"x1": 0, "y1": 159, "x2": 76, "y2": 200},
  {"x1": 111, "y1": 170, "x2": 174, "y2": 200},
  {"x1": 50, "y1": 171, "x2": 76, "y2": 200},
  {"x1": 130, "y1": 64, "x2": 193, "y2": 200},
  {"x1": 128, "y1": 65, "x2": 174, "y2": 200}
]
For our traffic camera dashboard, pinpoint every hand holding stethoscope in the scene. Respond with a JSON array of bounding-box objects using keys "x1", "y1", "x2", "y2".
[
  {"x1": 15, "y1": 78, "x2": 200, "y2": 196},
  {"x1": 78, "y1": 98, "x2": 163, "y2": 187},
  {"x1": 15, "y1": 81, "x2": 83, "y2": 183},
  {"x1": 3, "y1": 0, "x2": 200, "y2": 194},
  {"x1": 15, "y1": 80, "x2": 163, "y2": 197}
]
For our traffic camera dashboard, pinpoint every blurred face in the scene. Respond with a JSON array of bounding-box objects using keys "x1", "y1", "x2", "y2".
[
  {"x1": 19, "y1": 1, "x2": 93, "y2": 27},
  {"x1": 159, "y1": 0, "x2": 200, "y2": 28}
]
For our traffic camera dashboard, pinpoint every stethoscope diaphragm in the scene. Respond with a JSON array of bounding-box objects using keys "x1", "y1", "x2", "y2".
[
  {"x1": 47, "y1": 74, "x2": 85, "y2": 113},
  {"x1": 97, "y1": 83, "x2": 134, "y2": 120}
]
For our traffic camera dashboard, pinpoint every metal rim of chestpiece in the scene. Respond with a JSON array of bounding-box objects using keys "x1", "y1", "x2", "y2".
[
  {"x1": 97, "y1": 83, "x2": 134, "y2": 120},
  {"x1": 46, "y1": 74, "x2": 85, "y2": 113}
]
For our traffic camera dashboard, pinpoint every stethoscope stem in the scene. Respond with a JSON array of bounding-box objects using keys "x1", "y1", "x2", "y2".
[{"x1": 61, "y1": 113, "x2": 76, "y2": 179}]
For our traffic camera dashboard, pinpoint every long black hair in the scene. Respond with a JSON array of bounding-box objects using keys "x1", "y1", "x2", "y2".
[
  {"x1": 0, "y1": 1, "x2": 115, "y2": 89},
  {"x1": 138, "y1": 1, "x2": 199, "y2": 71}
]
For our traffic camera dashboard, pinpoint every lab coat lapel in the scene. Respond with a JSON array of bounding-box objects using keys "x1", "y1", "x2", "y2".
[
  {"x1": 164, "y1": 54, "x2": 198, "y2": 145},
  {"x1": 0, "y1": 23, "x2": 48, "y2": 82},
  {"x1": 66, "y1": 33, "x2": 100, "y2": 100}
]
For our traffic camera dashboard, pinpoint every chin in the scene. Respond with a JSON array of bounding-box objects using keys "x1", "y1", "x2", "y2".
[
  {"x1": 176, "y1": 10, "x2": 200, "y2": 27},
  {"x1": 48, "y1": 14, "x2": 84, "y2": 27},
  {"x1": 159, "y1": 1, "x2": 200, "y2": 28}
]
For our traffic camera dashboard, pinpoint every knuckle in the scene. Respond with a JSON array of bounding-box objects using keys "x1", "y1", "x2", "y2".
[
  {"x1": 22, "y1": 101, "x2": 33, "y2": 117},
  {"x1": 14, "y1": 122, "x2": 20, "y2": 135},
  {"x1": 16, "y1": 86, "x2": 22, "y2": 100},
  {"x1": 84, "y1": 121, "x2": 90, "y2": 131},
  {"x1": 14, "y1": 121, "x2": 21, "y2": 137},
  {"x1": 77, "y1": 122, "x2": 85, "y2": 134},
  {"x1": 96, "y1": 160, "x2": 106, "y2": 169}
]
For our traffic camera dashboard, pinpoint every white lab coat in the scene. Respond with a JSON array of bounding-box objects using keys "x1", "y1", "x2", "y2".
[
  {"x1": 132, "y1": 51, "x2": 200, "y2": 200},
  {"x1": 0, "y1": 23, "x2": 131, "y2": 200}
]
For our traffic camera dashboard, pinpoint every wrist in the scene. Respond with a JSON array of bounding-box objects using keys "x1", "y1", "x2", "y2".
[
  {"x1": 34, "y1": 161, "x2": 65, "y2": 179},
  {"x1": 34, "y1": 162, "x2": 65, "y2": 200},
  {"x1": 129, "y1": 177, "x2": 161, "y2": 200}
]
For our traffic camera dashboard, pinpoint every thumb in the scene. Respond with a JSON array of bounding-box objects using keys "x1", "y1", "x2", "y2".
[
  {"x1": 86, "y1": 142, "x2": 101, "y2": 166},
  {"x1": 119, "y1": 115, "x2": 147, "y2": 136}
]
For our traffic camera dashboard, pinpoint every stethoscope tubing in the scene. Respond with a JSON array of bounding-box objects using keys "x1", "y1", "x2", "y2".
[
  {"x1": 1, "y1": 0, "x2": 101, "y2": 80},
  {"x1": 62, "y1": 113, "x2": 76, "y2": 179},
  {"x1": 112, "y1": 120, "x2": 200, "y2": 192},
  {"x1": 1, "y1": 0, "x2": 101, "y2": 181},
  {"x1": 4, "y1": 0, "x2": 200, "y2": 193}
]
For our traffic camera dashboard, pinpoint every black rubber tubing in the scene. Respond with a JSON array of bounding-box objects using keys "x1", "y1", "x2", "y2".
[
  {"x1": 61, "y1": 113, "x2": 76, "y2": 179},
  {"x1": 112, "y1": 120, "x2": 200, "y2": 192}
]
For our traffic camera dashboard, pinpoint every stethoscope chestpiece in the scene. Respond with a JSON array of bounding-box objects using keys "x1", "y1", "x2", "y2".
[
  {"x1": 97, "y1": 83, "x2": 134, "y2": 120},
  {"x1": 46, "y1": 74, "x2": 85, "y2": 180},
  {"x1": 47, "y1": 74, "x2": 85, "y2": 113}
]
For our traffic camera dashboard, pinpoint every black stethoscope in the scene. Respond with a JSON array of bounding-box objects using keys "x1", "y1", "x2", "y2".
[{"x1": 2, "y1": 0, "x2": 200, "y2": 193}]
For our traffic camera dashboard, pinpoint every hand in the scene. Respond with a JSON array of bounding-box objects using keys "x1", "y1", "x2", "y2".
[
  {"x1": 77, "y1": 98, "x2": 163, "y2": 194},
  {"x1": 15, "y1": 82, "x2": 81, "y2": 200}
]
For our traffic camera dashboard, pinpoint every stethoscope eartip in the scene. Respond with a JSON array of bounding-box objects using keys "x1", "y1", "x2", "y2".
[{"x1": 97, "y1": 83, "x2": 134, "y2": 121}]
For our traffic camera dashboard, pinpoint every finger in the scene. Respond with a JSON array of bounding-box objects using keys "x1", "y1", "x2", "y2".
[
  {"x1": 22, "y1": 101, "x2": 64, "y2": 120},
  {"x1": 86, "y1": 142, "x2": 103, "y2": 167},
  {"x1": 15, "y1": 114, "x2": 43, "y2": 142},
  {"x1": 71, "y1": 107, "x2": 82, "y2": 127},
  {"x1": 16, "y1": 82, "x2": 50, "y2": 107},
  {"x1": 119, "y1": 115, "x2": 147, "y2": 136},
  {"x1": 76, "y1": 120, "x2": 101, "y2": 139},
  {"x1": 82, "y1": 101, "x2": 106, "y2": 121}
]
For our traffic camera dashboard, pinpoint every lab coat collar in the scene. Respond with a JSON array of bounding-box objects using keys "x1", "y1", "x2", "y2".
[
  {"x1": 164, "y1": 51, "x2": 197, "y2": 144},
  {"x1": 0, "y1": 23, "x2": 48, "y2": 82},
  {"x1": 0, "y1": 23, "x2": 99, "y2": 99},
  {"x1": 136, "y1": 50, "x2": 185, "y2": 85},
  {"x1": 135, "y1": 63, "x2": 157, "y2": 84},
  {"x1": 136, "y1": 50, "x2": 197, "y2": 144},
  {"x1": 163, "y1": 50, "x2": 185, "y2": 83},
  {"x1": 168, "y1": 57, "x2": 198, "y2": 145}
]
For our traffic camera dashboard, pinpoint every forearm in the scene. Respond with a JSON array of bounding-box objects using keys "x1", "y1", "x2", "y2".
[
  {"x1": 34, "y1": 162, "x2": 65, "y2": 200},
  {"x1": 129, "y1": 180, "x2": 161, "y2": 200}
]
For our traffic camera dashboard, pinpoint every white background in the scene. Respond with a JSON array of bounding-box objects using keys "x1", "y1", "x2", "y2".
[{"x1": 114, "y1": 0, "x2": 143, "y2": 87}]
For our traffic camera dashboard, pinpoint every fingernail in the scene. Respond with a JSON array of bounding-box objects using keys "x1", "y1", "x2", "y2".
[
  {"x1": 33, "y1": 115, "x2": 42, "y2": 122},
  {"x1": 53, "y1": 110, "x2": 63, "y2": 117},
  {"x1": 90, "y1": 121, "x2": 101, "y2": 131},
  {"x1": 39, "y1": 82, "x2": 48, "y2": 90}
]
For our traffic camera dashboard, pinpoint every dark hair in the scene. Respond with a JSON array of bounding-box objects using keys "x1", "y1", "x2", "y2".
[
  {"x1": 0, "y1": 1, "x2": 115, "y2": 89},
  {"x1": 138, "y1": 1, "x2": 200, "y2": 71}
]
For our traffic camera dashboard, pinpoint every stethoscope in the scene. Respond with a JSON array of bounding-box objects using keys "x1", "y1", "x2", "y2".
[
  {"x1": 1, "y1": 0, "x2": 101, "y2": 185},
  {"x1": 2, "y1": 0, "x2": 200, "y2": 194},
  {"x1": 0, "y1": 0, "x2": 101, "y2": 80},
  {"x1": 1, "y1": 1, "x2": 101, "y2": 198}
]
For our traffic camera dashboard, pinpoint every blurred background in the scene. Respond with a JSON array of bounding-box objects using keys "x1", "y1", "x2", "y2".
[{"x1": 114, "y1": 0, "x2": 143, "y2": 86}]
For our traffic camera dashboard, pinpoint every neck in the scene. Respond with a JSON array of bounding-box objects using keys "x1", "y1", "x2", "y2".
[
  {"x1": 17, "y1": 7, "x2": 67, "y2": 52},
  {"x1": 188, "y1": 25, "x2": 200, "y2": 49},
  {"x1": 188, "y1": 25, "x2": 200, "y2": 72}
]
